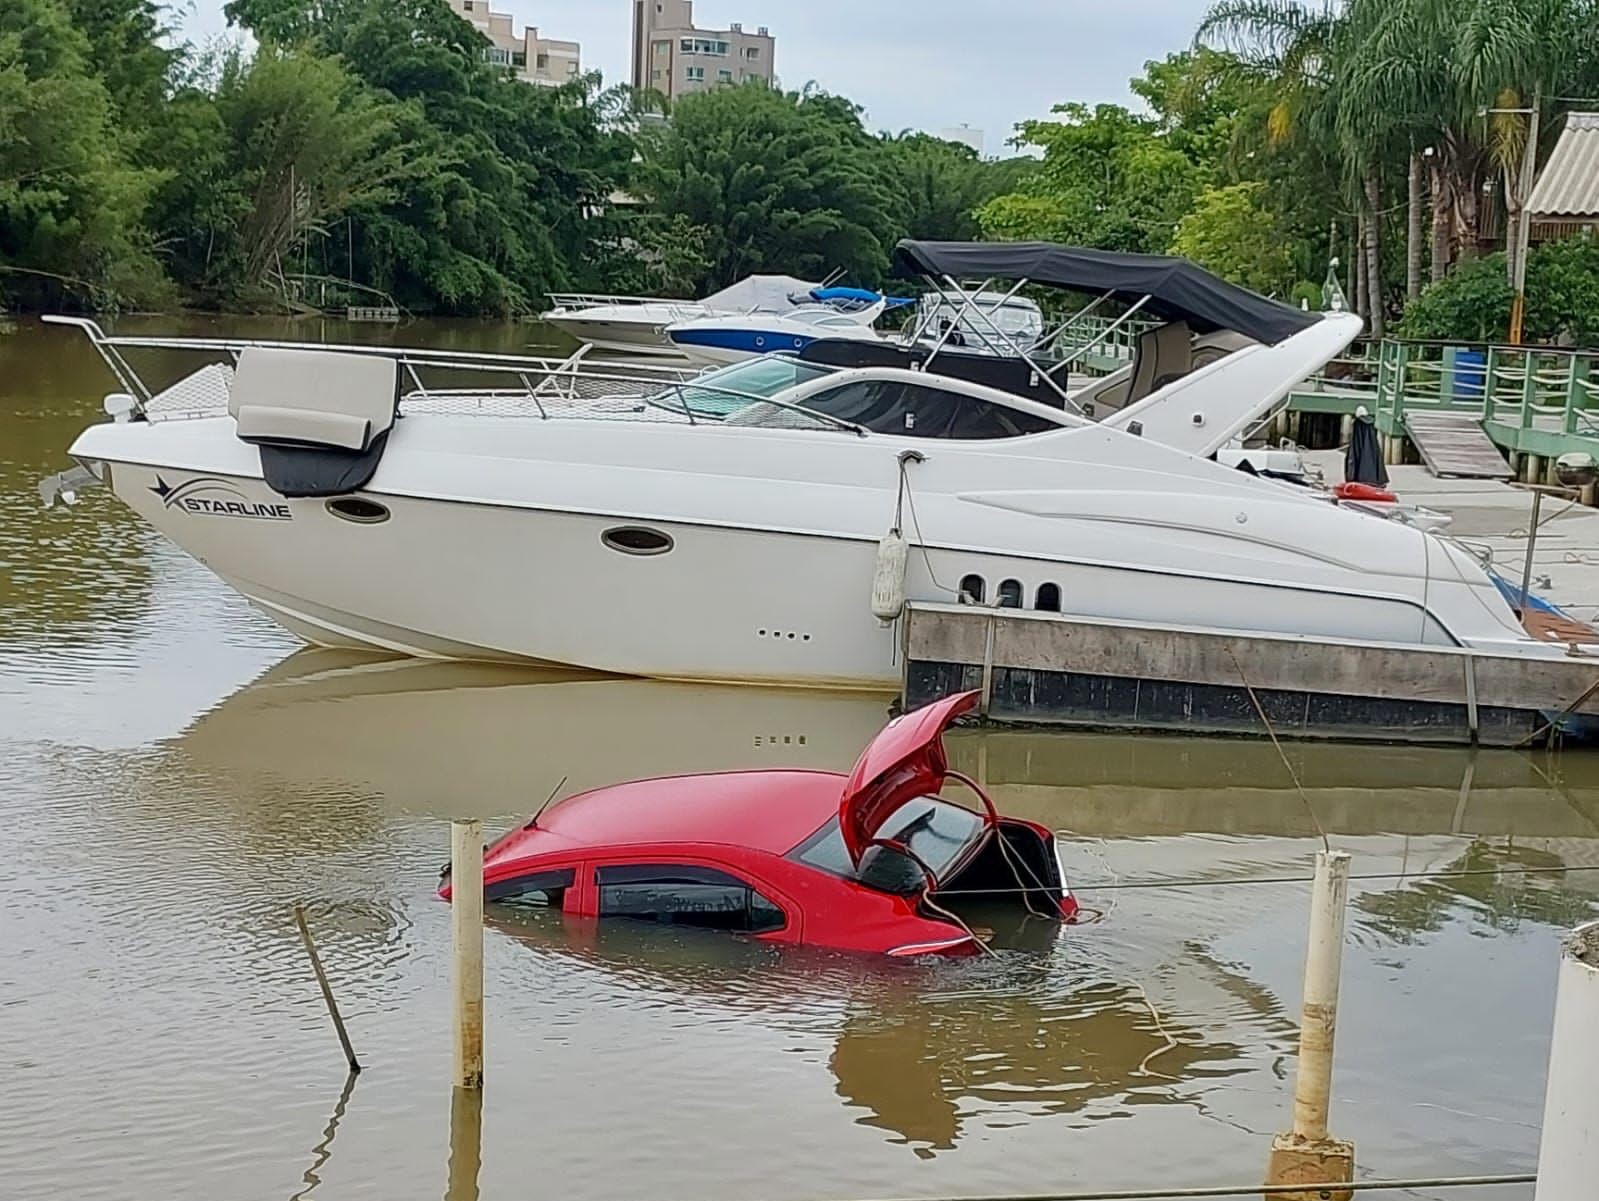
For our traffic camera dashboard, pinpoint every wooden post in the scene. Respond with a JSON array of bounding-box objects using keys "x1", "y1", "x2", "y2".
[
  {"x1": 445, "y1": 1085, "x2": 485, "y2": 1201},
  {"x1": 293, "y1": 905, "x2": 362, "y2": 1075},
  {"x1": 451, "y1": 820, "x2": 485, "y2": 1090},
  {"x1": 1266, "y1": 850, "x2": 1355, "y2": 1200},
  {"x1": 1534, "y1": 922, "x2": 1599, "y2": 1201}
]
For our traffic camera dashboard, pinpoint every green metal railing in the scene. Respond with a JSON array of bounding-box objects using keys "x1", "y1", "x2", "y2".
[
  {"x1": 1287, "y1": 339, "x2": 1599, "y2": 461},
  {"x1": 1052, "y1": 314, "x2": 1599, "y2": 463}
]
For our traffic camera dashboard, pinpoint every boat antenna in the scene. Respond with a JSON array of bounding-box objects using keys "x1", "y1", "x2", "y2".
[{"x1": 527, "y1": 775, "x2": 569, "y2": 829}]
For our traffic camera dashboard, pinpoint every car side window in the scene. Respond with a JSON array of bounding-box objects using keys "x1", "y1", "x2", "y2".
[
  {"x1": 803, "y1": 381, "x2": 1056, "y2": 439},
  {"x1": 486, "y1": 868, "x2": 575, "y2": 910},
  {"x1": 596, "y1": 864, "x2": 785, "y2": 933}
]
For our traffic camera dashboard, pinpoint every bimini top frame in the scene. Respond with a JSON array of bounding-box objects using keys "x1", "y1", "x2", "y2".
[
  {"x1": 890, "y1": 239, "x2": 1324, "y2": 415},
  {"x1": 893, "y1": 241, "x2": 1318, "y2": 344}
]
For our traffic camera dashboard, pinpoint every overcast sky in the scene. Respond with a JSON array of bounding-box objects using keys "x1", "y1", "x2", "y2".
[{"x1": 177, "y1": 1, "x2": 1219, "y2": 151}]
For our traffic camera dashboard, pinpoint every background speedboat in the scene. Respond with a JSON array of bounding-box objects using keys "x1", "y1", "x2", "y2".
[
  {"x1": 666, "y1": 300, "x2": 890, "y2": 367},
  {"x1": 543, "y1": 274, "x2": 820, "y2": 357}
]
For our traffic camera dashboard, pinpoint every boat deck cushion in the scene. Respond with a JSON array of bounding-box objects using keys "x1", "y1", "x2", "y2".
[
  {"x1": 229, "y1": 346, "x2": 398, "y2": 452},
  {"x1": 235, "y1": 405, "x2": 372, "y2": 451}
]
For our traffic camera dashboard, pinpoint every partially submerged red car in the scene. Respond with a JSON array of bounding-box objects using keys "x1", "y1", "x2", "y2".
[{"x1": 439, "y1": 692, "x2": 1077, "y2": 956}]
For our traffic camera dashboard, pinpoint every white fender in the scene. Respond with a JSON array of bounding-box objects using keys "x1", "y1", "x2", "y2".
[{"x1": 871, "y1": 531, "x2": 909, "y2": 623}]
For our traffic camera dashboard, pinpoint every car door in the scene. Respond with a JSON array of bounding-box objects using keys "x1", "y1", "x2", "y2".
[{"x1": 586, "y1": 855, "x2": 803, "y2": 943}]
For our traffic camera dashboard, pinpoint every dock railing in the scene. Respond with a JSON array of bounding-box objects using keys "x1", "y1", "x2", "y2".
[{"x1": 1288, "y1": 337, "x2": 1599, "y2": 465}]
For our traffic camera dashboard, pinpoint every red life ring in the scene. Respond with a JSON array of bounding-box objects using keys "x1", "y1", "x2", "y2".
[{"x1": 1334, "y1": 481, "x2": 1398, "y2": 502}]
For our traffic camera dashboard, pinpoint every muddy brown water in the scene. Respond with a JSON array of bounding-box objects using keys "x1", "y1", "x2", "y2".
[{"x1": 2, "y1": 315, "x2": 1594, "y2": 1200}]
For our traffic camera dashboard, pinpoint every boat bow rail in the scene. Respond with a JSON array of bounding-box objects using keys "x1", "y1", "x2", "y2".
[{"x1": 43, "y1": 315, "x2": 866, "y2": 434}]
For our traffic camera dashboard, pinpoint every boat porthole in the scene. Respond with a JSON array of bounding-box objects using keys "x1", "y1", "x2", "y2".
[
  {"x1": 326, "y1": 497, "x2": 391, "y2": 524},
  {"x1": 601, "y1": 525, "x2": 674, "y2": 556},
  {"x1": 754, "y1": 336, "x2": 765, "y2": 348}
]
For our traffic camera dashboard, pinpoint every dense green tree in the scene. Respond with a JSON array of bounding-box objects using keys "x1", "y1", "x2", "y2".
[
  {"x1": 221, "y1": 0, "x2": 638, "y2": 313},
  {"x1": 1401, "y1": 240, "x2": 1599, "y2": 345},
  {"x1": 0, "y1": 0, "x2": 164, "y2": 308},
  {"x1": 975, "y1": 102, "x2": 1200, "y2": 253},
  {"x1": 639, "y1": 84, "x2": 901, "y2": 291},
  {"x1": 876, "y1": 132, "x2": 1032, "y2": 243},
  {"x1": 1170, "y1": 182, "x2": 1294, "y2": 294}
]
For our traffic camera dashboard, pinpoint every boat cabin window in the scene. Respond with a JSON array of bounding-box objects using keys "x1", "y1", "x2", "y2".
[
  {"x1": 998, "y1": 579, "x2": 1023, "y2": 608},
  {"x1": 800, "y1": 380, "x2": 1060, "y2": 440},
  {"x1": 596, "y1": 864, "x2": 786, "y2": 933},
  {"x1": 486, "y1": 868, "x2": 575, "y2": 910},
  {"x1": 790, "y1": 798, "x2": 987, "y2": 896},
  {"x1": 650, "y1": 356, "x2": 833, "y2": 419},
  {"x1": 959, "y1": 574, "x2": 985, "y2": 603},
  {"x1": 1035, "y1": 583, "x2": 1062, "y2": 612}
]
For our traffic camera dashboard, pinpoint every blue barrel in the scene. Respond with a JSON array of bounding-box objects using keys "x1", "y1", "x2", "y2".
[{"x1": 1454, "y1": 349, "x2": 1486, "y2": 400}]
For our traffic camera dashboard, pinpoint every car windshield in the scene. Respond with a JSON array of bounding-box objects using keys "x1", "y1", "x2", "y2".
[
  {"x1": 643, "y1": 356, "x2": 833, "y2": 419},
  {"x1": 790, "y1": 797, "x2": 986, "y2": 895}
]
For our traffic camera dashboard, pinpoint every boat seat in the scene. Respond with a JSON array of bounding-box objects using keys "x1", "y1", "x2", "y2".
[
  {"x1": 1126, "y1": 321, "x2": 1192, "y2": 405},
  {"x1": 228, "y1": 347, "x2": 400, "y2": 498}
]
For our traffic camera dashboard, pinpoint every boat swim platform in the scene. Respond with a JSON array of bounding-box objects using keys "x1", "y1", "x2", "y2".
[{"x1": 902, "y1": 603, "x2": 1599, "y2": 748}]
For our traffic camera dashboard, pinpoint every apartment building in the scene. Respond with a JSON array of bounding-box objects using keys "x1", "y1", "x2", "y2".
[
  {"x1": 631, "y1": 1, "x2": 775, "y2": 101},
  {"x1": 450, "y1": 1, "x2": 581, "y2": 87}
]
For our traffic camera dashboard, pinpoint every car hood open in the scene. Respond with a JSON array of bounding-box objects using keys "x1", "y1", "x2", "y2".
[{"x1": 837, "y1": 690, "x2": 979, "y2": 866}]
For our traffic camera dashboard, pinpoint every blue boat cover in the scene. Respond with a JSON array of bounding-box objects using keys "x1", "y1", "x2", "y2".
[{"x1": 811, "y1": 286, "x2": 915, "y2": 310}]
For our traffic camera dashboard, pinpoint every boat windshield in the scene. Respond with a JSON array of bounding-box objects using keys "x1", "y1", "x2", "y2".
[
  {"x1": 790, "y1": 797, "x2": 987, "y2": 895},
  {"x1": 921, "y1": 295, "x2": 1044, "y2": 343},
  {"x1": 643, "y1": 356, "x2": 834, "y2": 418}
]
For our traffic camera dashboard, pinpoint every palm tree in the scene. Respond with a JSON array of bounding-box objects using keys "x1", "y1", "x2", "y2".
[
  {"x1": 1197, "y1": 3, "x2": 1389, "y2": 330},
  {"x1": 1339, "y1": 0, "x2": 1599, "y2": 289}
]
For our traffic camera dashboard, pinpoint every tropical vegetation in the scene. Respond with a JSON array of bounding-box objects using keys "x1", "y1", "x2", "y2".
[{"x1": 5, "y1": 0, "x2": 1599, "y2": 345}]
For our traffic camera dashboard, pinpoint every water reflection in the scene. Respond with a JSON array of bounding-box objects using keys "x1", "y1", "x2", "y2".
[
  {"x1": 487, "y1": 909, "x2": 1252, "y2": 1155},
  {"x1": 0, "y1": 319, "x2": 155, "y2": 647},
  {"x1": 289, "y1": 1072, "x2": 359, "y2": 1201},
  {"x1": 172, "y1": 649, "x2": 895, "y2": 819}
]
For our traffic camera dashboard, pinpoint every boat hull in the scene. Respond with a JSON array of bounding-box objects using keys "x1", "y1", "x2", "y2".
[
  {"x1": 101, "y1": 459, "x2": 906, "y2": 685},
  {"x1": 94, "y1": 448, "x2": 1544, "y2": 687},
  {"x1": 544, "y1": 311, "x2": 695, "y2": 357}
]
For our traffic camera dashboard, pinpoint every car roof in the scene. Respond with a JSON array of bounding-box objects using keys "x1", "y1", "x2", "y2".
[{"x1": 520, "y1": 769, "x2": 847, "y2": 858}]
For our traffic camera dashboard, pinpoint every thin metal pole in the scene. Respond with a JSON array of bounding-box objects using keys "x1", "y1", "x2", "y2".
[
  {"x1": 292, "y1": 905, "x2": 362, "y2": 1075},
  {"x1": 1519, "y1": 488, "x2": 1545, "y2": 615},
  {"x1": 451, "y1": 820, "x2": 485, "y2": 1090},
  {"x1": 1509, "y1": 84, "x2": 1542, "y2": 346}
]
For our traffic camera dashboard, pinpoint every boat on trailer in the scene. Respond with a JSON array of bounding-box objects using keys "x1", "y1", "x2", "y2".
[{"x1": 40, "y1": 240, "x2": 1580, "y2": 686}]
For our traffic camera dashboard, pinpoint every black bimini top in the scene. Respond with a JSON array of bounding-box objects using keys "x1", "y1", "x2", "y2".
[{"x1": 893, "y1": 240, "x2": 1320, "y2": 346}]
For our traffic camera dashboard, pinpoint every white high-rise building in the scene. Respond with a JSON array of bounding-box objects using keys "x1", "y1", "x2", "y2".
[
  {"x1": 632, "y1": 1, "x2": 775, "y2": 101},
  {"x1": 450, "y1": 1, "x2": 581, "y2": 87}
]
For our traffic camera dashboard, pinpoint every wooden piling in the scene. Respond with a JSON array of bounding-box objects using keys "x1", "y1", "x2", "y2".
[
  {"x1": 293, "y1": 905, "x2": 362, "y2": 1075},
  {"x1": 1265, "y1": 850, "x2": 1355, "y2": 1201},
  {"x1": 1534, "y1": 922, "x2": 1599, "y2": 1201},
  {"x1": 451, "y1": 820, "x2": 485, "y2": 1090},
  {"x1": 445, "y1": 1085, "x2": 484, "y2": 1201}
]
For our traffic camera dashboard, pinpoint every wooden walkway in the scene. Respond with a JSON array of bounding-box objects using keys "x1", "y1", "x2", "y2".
[{"x1": 1404, "y1": 412, "x2": 1513, "y2": 479}]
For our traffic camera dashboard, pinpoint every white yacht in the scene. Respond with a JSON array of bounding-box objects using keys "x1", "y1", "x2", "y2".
[
  {"x1": 542, "y1": 274, "x2": 820, "y2": 356},
  {"x1": 41, "y1": 241, "x2": 1562, "y2": 687},
  {"x1": 666, "y1": 299, "x2": 890, "y2": 367}
]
